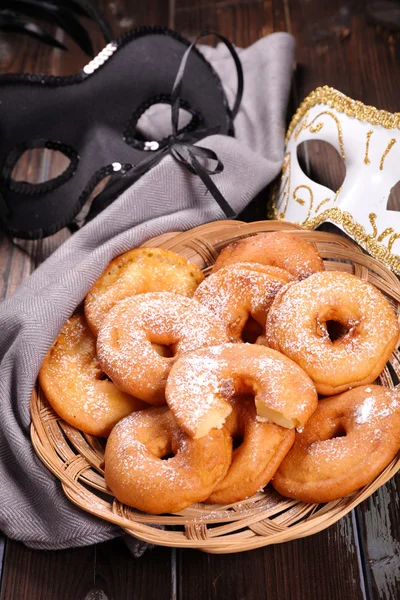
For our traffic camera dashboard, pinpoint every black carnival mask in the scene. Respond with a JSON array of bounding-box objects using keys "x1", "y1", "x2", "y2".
[{"x1": 0, "y1": 27, "x2": 243, "y2": 239}]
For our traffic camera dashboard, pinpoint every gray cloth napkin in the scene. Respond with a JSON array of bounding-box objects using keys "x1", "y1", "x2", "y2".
[{"x1": 0, "y1": 32, "x2": 295, "y2": 549}]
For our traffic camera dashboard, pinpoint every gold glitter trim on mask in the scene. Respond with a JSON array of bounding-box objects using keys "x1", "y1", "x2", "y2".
[
  {"x1": 269, "y1": 205, "x2": 400, "y2": 273},
  {"x1": 286, "y1": 86, "x2": 400, "y2": 143}
]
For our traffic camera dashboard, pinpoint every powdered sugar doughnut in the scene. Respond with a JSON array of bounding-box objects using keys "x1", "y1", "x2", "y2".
[
  {"x1": 194, "y1": 263, "x2": 291, "y2": 340},
  {"x1": 85, "y1": 247, "x2": 204, "y2": 334},
  {"x1": 97, "y1": 292, "x2": 230, "y2": 405},
  {"x1": 166, "y1": 343, "x2": 318, "y2": 439},
  {"x1": 39, "y1": 314, "x2": 146, "y2": 437},
  {"x1": 104, "y1": 406, "x2": 232, "y2": 514},
  {"x1": 273, "y1": 385, "x2": 400, "y2": 503},
  {"x1": 264, "y1": 271, "x2": 400, "y2": 396},
  {"x1": 207, "y1": 396, "x2": 295, "y2": 504},
  {"x1": 212, "y1": 232, "x2": 324, "y2": 280}
]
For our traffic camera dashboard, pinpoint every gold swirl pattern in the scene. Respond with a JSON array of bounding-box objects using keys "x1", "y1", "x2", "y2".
[
  {"x1": 364, "y1": 130, "x2": 373, "y2": 165},
  {"x1": 369, "y1": 213, "x2": 378, "y2": 238},
  {"x1": 292, "y1": 110, "x2": 345, "y2": 161},
  {"x1": 293, "y1": 185, "x2": 314, "y2": 221},
  {"x1": 377, "y1": 227, "x2": 395, "y2": 242},
  {"x1": 379, "y1": 139, "x2": 397, "y2": 170},
  {"x1": 315, "y1": 197, "x2": 331, "y2": 213}
]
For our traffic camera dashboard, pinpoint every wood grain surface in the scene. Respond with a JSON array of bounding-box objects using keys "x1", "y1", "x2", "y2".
[{"x1": 0, "y1": 1, "x2": 399, "y2": 599}]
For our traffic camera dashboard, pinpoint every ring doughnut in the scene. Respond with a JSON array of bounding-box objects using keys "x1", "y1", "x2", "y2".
[
  {"x1": 165, "y1": 343, "x2": 318, "y2": 438},
  {"x1": 104, "y1": 406, "x2": 232, "y2": 514},
  {"x1": 212, "y1": 232, "x2": 324, "y2": 280},
  {"x1": 194, "y1": 263, "x2": 291, "y2": 340},
  {"x1": 263, "y1": 271, "x2": 400, "y2": 396},
  {"x1": 272, "y1": 385, "x2": 400, "y2": 503},
  {"x1": 85, "y1": 247, "x2": 204, "y2": 334},
  {"x1": 39, "y1": 314, "x2": 146, "y2": 437},
  {"x1": 97, "y1": 292, "x2": 230, "y2": 405},
  {"x1": 207, "y1": 396, "x2": 295, "y2": 504}
]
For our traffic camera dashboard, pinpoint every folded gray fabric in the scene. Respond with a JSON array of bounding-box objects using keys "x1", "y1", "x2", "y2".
[{"x1": 0, "y1": 32, "x2": 295, "y2": 549}]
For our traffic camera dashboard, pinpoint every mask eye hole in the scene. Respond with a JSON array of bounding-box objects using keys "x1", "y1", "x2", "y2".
[
  {"x1": 296, "y1": 140, "x2": 346, "y2": 192},
  {"x1": 387, "y1": 180, "x2": 400, "y2": 211},
  {"x1": 2, "y1": 141, "x2": 78, "y2": 195},
  {"x1": 136, "y1": 105, "x2": 194, "y2": 141},
  {"x1": 11, "y1": 148, "x2": 71, "y2": 185},
  {"x1": 124, "y1": 95, "x2": 202, "y2": 150}
]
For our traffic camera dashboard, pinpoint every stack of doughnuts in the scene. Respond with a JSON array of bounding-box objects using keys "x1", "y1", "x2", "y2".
[{"x1": 39, "y1": 232, "x2": 400, "y2": 514}]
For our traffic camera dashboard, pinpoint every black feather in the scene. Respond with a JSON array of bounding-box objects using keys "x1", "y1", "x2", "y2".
[
  {"x1": 0, "y1": 0, "x2": 113, "y2": 55},
  {"x1": 0, "y1": 11, "x2": 67, "y2": 50}
]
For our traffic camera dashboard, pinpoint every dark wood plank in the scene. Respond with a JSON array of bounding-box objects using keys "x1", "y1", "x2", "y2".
[
  {"x1": 355, "y1": 476, "x2": 400, "y2": 600},
  {"x1": 178, "y1": 513, "x2": 364, "y2": 600},
  {"x1": 0, "y1": 538, "x2": 172, "y2": 600}
]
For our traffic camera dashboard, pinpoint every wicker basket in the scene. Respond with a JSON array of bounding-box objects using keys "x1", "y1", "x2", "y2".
[{"x1": 30, "y1": 220, "x2": 400, "y2": 554}]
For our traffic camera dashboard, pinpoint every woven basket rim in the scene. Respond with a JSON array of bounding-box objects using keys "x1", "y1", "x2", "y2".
[{"x1": 30, "y1": 220, "x2": 400, "y2": 553}]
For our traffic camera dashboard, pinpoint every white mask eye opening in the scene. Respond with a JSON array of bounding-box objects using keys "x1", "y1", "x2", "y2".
[{"x1": 296, "y1": 139, "x2": 346, "y2": 193}]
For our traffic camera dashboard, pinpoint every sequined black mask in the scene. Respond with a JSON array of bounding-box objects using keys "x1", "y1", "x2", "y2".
[{"x1": 0, "y1": 27, "x2": 243, "y2": 239}]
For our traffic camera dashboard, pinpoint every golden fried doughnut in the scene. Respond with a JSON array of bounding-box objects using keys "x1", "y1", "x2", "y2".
[
  {"x1": 104, "y1": 406, "x2": 232, "y2": 514},
  {"x1": 85, "y1": 247, "x2": 204, "y2": 334},
  {"x1": 194, "y1": 263, "x2": 291, "y2": 340},
  {"x1": 272, "y1": 385, "x2": 400, "y2": 503},
  {"x1": 263, "y1": 271, "x2": 400, "y2": 396},
  {"x1": 39, "y1": 314, "x2": 146, "y2": 437},
  {"x1": 165, "y1": 343, "x2": 318, "y2": 439},
  {"x1": 212, "y1": 232, "x2": 324, "y2": 280},
  {"x1": 97, "y1": 292, "x2": 230, "y2": 405},
  {"x1": 207, "y1": 396, "x2": 295, "y2": 504}
]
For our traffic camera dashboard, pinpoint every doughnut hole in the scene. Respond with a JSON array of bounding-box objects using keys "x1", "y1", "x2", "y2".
[
  {"x1": 96, "y1": 371, "x2": 112, "y2": 381},
  {"x1": 242, "y1": 317, "x2": 264, "y2": 343},
  {"x1": 315, "y1": 307, "x2": 361, "y2": 344},
  {"x1": 152, "y1": 343, "x2": 174, "y2": 358},
  {"x1": 321, "y1": 419, "x2": 347, "y2": 440},
  {"x1": 232, "y1": 435, "x2": 244, "y2": 450}
]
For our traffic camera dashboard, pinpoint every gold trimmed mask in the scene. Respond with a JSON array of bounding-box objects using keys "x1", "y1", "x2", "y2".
[{"x1": 273, "y1": 86, "x2": 400, "y2": 274}]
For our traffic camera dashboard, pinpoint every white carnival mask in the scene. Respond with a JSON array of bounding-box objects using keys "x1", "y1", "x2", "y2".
[{"x1": 273, "y1": 86, "x2": 400, "y2": 274}]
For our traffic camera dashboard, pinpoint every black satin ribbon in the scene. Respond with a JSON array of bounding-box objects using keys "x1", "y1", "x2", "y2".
[{"x1": 87, "y1": 31, "x2": 244, "y2": 222}]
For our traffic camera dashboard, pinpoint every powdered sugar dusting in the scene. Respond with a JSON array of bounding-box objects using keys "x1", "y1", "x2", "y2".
[
  {"x1": 354, "y1": 397, "x2": 376, "y2": 424},
  {"x1": 96, "y1": 292, "x2": 230, "y2": 402}
]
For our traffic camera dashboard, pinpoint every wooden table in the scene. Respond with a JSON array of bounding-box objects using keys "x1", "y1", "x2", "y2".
[{"x1": 0, "y1": 1, "x2": 399, "y2": 598}]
